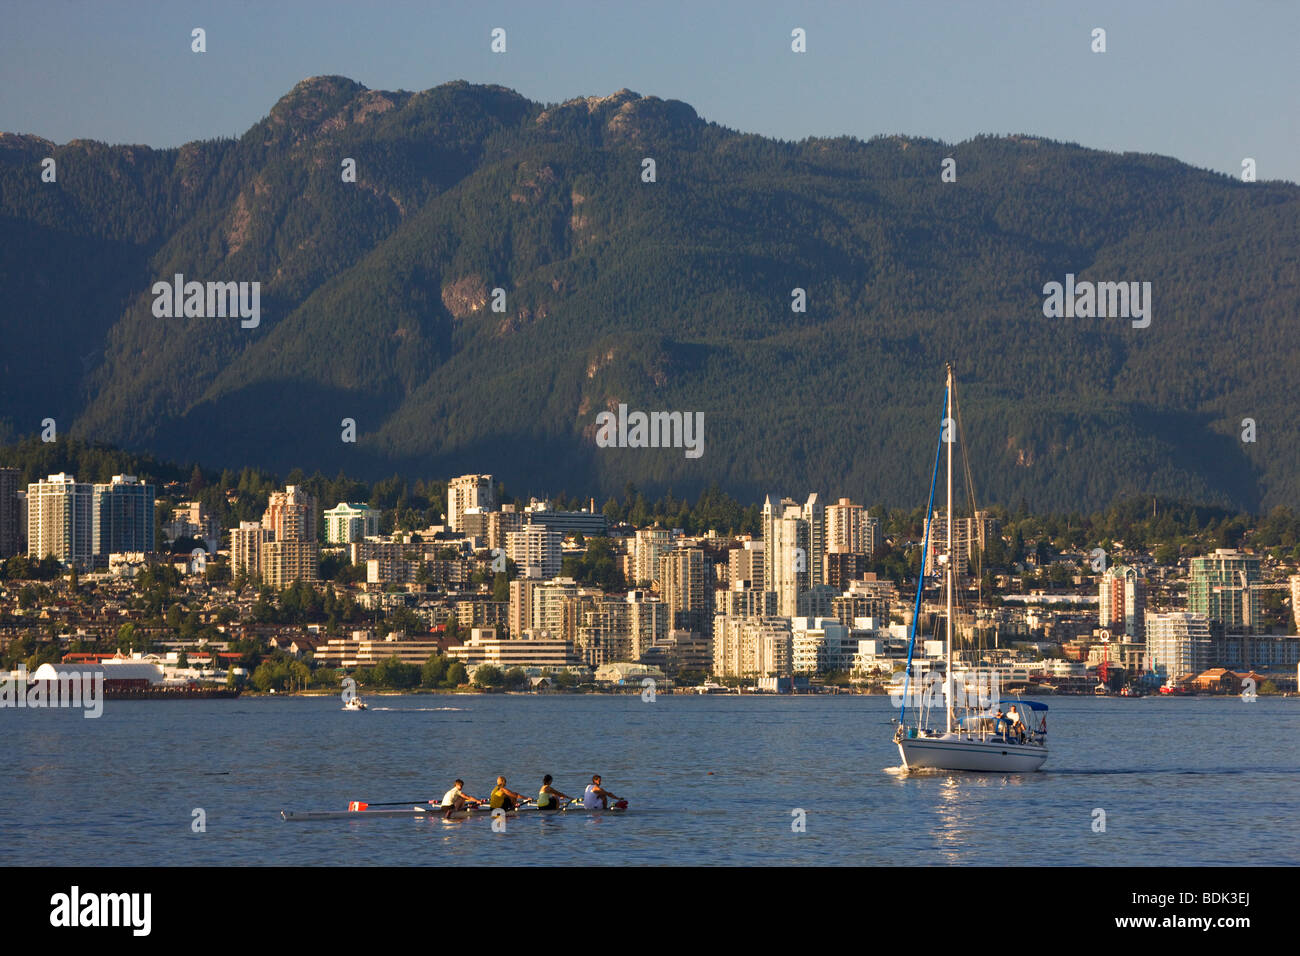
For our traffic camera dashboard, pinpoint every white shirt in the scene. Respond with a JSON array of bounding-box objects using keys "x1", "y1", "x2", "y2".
[
  {"x1": 583, "y1": 784, "x2": 602, "y2": 809},
  {"x1": 441, "y1": 787, "x2": 462, "y2": 807}
]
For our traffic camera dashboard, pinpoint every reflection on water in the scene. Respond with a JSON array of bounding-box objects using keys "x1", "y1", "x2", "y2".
[{"x1": 2, "y1": 695, "x2": 1297, "y2": 865}]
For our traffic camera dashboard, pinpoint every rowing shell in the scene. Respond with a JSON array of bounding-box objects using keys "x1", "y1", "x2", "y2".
[{"x1": 281, "y1": 804, "x2": 628, "y2": 821}]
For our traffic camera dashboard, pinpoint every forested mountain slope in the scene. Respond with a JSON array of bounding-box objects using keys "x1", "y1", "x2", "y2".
[{"x1": 2, "y1": 76, "x2": 1297, "y2": 511}]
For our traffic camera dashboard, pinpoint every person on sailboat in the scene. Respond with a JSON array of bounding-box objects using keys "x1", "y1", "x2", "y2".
[
  {"x1": 993, "y1": 708, "x2": 1008, "y2": 737},
  {"x1": 1006, "y1": 705, "x2": 1027, "y2": 743}
]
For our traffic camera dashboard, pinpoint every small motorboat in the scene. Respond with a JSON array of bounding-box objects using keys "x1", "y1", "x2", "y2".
[{"x1": 343, "y1": 696, "x2": 367, "y2": 711}]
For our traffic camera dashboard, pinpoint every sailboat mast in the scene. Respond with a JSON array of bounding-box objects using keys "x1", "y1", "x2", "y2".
[{"x1": 945, "y1": 363, "x2": 954, "y2": 734}]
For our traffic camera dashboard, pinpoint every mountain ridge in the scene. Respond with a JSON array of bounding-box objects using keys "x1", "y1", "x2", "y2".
[{"x1": 1, "y1": 77, "x2": 1297, "y2": 511}]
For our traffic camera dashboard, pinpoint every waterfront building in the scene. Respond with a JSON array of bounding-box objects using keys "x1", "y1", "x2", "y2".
[
  {"x1": 1145, "y1": 612, "x2": 1213, "y2": 681},
  {"x1": 626, "y1": 590, "x2": 669, "y2": 661},
  {"x1": 791, "y1": 616, "x2": 858, "y2": 674},
  {"x1": 324, "y1": 502, "x2": 380, "y2": 544},
  {"x1": 712, "y1": 615, "x2": 792, "y2": 678},
  {"x1": 314, "y1": 632, "x2": 452, "y2": 669},
  {"x1": 641, "y1": 629, "x2": 712, "y2": 674},
  {"x1": 92, "y1": 475, "x2": 155, "y2": 558},
  {"x1": 594, "y1": 662, "x2": 668, "y2": 686},
  {"x1": 26, "y1": 473, "x2": 94, "y2": 569},
  {"x1": 447, "y1": 474, "x2": 495, "y2": 533},
  {"x1": 1216, "y1": 633, "x2": 1300, "y2": 672},
  {"x1": 1188, "y1": 549, "x2": 1263, "y2": 634},
  {"x1": 1098, "y1": 564, "x2": 1146, "y2": 638},
  {"x1": 445, "y1": 630, "x2": 582, "y2": 670},
  {"x1": 1291, "y1": 576, "x2": 1300, "y2": 632}
]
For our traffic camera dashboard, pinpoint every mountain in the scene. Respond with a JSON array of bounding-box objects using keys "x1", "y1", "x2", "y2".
[{"x1": 2, "y1": 76, "x2": 1298, "y2": 512}]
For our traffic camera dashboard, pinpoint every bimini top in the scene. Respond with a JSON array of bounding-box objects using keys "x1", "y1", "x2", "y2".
[{"x1": 998, "y1": 699, "x2": 1049, "y2": 712}]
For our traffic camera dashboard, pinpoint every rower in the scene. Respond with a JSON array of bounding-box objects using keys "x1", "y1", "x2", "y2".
[
  {"x1": 439, "y1": 779, "x2": 482, "y2": 819},
  {"x1": 536, "y1": 774, "x2": 571, "y2": 811},
  {"x1": 582, "y1": 774, "x2": 622, "y2": 810},
  {"x1": 489, "y1": 776, "x2": 529, "y2": 811}
]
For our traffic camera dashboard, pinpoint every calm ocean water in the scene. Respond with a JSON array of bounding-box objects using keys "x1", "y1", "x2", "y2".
[{"x1": 4, "y1": 694, "x2": 1297, "y2": 866}]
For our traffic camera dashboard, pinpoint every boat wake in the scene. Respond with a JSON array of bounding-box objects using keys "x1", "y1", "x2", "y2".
[{"x1": 367, "y1": 706, "x2": 465, "y2": 712}]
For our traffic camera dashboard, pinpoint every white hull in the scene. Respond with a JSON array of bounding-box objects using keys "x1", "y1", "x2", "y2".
[{"x1": 898, "y1": 735, "x2": 1048, "y2": 773}]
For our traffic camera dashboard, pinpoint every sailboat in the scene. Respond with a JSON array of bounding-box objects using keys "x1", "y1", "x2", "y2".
[{"x1": 893, "y1": 365, "x2": 1049, "y2": 773}]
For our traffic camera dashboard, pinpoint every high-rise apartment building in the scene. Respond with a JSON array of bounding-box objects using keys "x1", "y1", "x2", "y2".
[
  {"x1": 447, "y1": 474, "x2": 495, "y2": 533},
  {"x1": 93, "y1": 475, "x2": 156, "y2": 557},
  {"x1": 1188, "y1": 549, "x2": 1263, "y2": 634},
  {"x1": 802, "y1": 493, "x2": 826, "y2": 597},
  {"x1": 1145, "y1": 612, "x2": 1213, "y2": 681},
  {"x1": 633, "y1": 526, "x2": 675, "y2": 587},
  {"x1": 712, "y1": 615, "x2": 792, "y2": 678},
  {"x1": 658, "y1": 546, "x2": 712, "y2": 636},
  {"x1": 762, "y1": 495, "x2": 809, "y2": 617},
  {"x1": 27, "y1": 473, "x2": 94, "y2": 569},
  {"x1": 231, "y1": 522, "x2": 274, "y2": 583},
  {"x1": 0, "y1": 467, "x2": 21, "y2": 557},
  {"x1": 719, "y1": 583, "x2": 778, "y2": 619},
  {"x1": 1099, "y1": 565, "x2": 1146, "y2": 638},
  {"x1": 261, "y1": 539, "x2": 320, "y2": 588},
  {"x1": 728, "y1": 539, "x2": 764, "y2": 589},
  {"x1": 530, "y1": 578, "x2": 579, "y2": 639},
  {"x1": 825, "y1": 498, "x2": 867, "y2": 553},
  {"x1": 262, "y1": 485, "x2": 317, "y2": 542},
  {"x1": 507, "y1": 524, "x2": 563, "y2": 580},
  {"x1": 324, "y1": 502, "x2": 380, "y2": 544},
  {"x1": 626, "y1": 590, "x2": 669, "y2": 661}
]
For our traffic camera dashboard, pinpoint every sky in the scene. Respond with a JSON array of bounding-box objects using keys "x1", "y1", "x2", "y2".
[{"x1": 2, "y1": 0, "x2": 1297, "y2": 183}]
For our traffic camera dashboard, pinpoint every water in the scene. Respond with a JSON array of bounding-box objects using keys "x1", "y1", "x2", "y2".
[{"x1": 3, "y1": 694, "x2": 1297, "y2": 865}]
